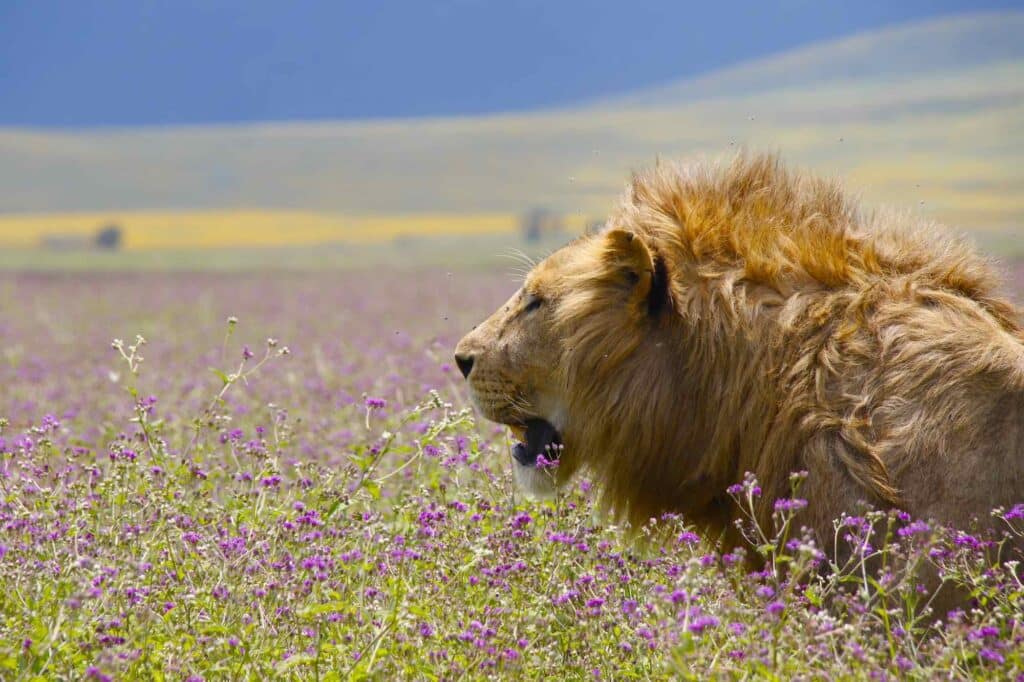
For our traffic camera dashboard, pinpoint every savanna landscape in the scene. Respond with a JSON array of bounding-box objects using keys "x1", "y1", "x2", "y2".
[
  {"x1": 3, "y1": 5, "x2": 1024, "y2": 680},
  {"x1": 1, "y1": 261, "x2": 1023, "y2": 679}
]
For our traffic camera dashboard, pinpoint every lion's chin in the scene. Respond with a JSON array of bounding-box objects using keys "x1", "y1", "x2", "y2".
[{"x1": 512, "y1": 457, "x2": 560, "y2": 499}]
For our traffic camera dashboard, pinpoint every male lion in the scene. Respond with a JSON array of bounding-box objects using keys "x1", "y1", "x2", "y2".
[{"x1": 454, "y1": 153, "x2": 1024, "y2": 553}]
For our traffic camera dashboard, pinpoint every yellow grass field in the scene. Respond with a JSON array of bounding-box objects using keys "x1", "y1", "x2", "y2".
[{"x1": 0, "y1": 211, "x2": 567, "y2": 249}]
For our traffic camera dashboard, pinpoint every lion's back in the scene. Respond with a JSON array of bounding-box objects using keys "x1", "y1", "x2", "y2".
[{"x1": 789, "y1": 253, "x2": 1024, "y2": 534}]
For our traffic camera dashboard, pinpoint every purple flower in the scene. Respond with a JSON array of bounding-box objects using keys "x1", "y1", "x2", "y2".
[
  {"x1": 773, "y1": 498, "x2": 808, "y2": 512},
  {"x1": 139, "y1": 395, "x2": 157, "y2": 414},
  {"x1": 969, "y1": 626, "x2": 1000, "y2": 641},
  {"x1": 766, "y1": 601, "x2": 785, "y2": 616},
  {"x1": 535, "y1": 453, "x2": 559, "y2": 469},
  {"x1": 688, "y1": 615, "x2": 719, "y2": 634},
  {"x1": 953, "y1": 532, "x2": 983, "y2": 550},
  {"x1": 897, "y1": 520, "x2": 931, "y2": 538},
  {"x1": 365, "y1": 397, "x2": 387, "y2": 409},
  {"x1": 552, "y1": 590, "x2": 579, "y2": 605},
  {"x1": 722, "y1": 551, "x2": 742, "y2": 566},
  {"x1": 86, "y1": 667, "x2": 112, "y2": 682},
  {"x1": 676, "y1": 531, "x2": 700, "y2": 545}
]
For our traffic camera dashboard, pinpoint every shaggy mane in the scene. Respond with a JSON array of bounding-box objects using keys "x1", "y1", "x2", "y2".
[
  {"x1": 616, "y1": 154, "x2": 1018, "y2": 327},
  {"x1": 553, "y1": 153, "x2": 1024, "y2": 541}
]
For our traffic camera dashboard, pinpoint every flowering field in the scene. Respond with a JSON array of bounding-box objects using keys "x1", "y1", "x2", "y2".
[{"x1": 1, "y1": 266, "x2": 1023, "y2": 680}]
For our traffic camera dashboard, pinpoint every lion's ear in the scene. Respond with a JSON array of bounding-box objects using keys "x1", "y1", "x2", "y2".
[{"x1": 601, "y1": 229, "x2": 671, "y2": 316}]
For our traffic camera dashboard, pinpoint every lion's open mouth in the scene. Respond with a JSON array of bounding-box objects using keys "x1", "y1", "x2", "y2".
[{"x1": 508, "y1": 418, "x2": 562, "y2": 467}]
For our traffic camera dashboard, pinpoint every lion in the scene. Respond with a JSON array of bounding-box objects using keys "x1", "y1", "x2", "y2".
[{"x1": 454, "y1": 153, "x2": 1024, "y2": 555}]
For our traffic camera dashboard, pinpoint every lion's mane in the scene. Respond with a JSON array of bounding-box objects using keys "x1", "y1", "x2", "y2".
[{"x1": 551, "y1": 154, "x2": 1024, "y2": 544}]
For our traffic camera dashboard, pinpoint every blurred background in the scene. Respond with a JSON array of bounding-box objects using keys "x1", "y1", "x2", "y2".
[{"x1": 0, "y1": 1, "x2": 1021, "y2": 269}]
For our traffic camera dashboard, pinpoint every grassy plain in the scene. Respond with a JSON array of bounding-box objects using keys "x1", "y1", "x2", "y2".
[{"x1": 0, "y1": 268, "x2": 1022, "y2": 679}]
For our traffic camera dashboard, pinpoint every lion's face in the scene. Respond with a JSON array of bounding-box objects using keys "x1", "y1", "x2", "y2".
[
  {"x1": 455, "y1": 230, "x2": 670, "y2": 497},
  {"x1": 454, "y1": 250, "x2": 575, "y2": 496}
]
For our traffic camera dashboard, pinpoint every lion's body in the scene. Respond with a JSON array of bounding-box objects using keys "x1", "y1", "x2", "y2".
[
  {"x1": 457, "y1": 153, "x2": 1024, "y2": 552},
  {"x1": 593, "y1": 154, "x2": 1024, "y2": 543}
]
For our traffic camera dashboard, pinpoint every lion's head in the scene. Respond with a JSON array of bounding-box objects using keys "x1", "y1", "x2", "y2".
[
  {"x1": 454, "y1": 227, "x2": 687, "y2": 517},
  {"x1": 455, "y1": 153, "x2": 1024, "y2": 543}
]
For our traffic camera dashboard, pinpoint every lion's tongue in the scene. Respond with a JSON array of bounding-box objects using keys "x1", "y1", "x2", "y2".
[
  {"x1": 511, "y1": 419, "x2": 560, "y2": 466},
  {"x1": 509, "y1": 424, "x2": 527, "y2": 442}
]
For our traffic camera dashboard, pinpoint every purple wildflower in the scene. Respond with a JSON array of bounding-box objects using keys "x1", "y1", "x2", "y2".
[{"x1": 688, "y1": 615, "x2": 720, "y2": 634}]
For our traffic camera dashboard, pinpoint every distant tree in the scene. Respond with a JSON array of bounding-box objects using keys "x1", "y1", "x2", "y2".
[
  {"x1": 521, "y1": 208, "x2": 563, "y2": 243},
  {"x1": 95, "y1": 224, "x2": 123, "y2": 250}
]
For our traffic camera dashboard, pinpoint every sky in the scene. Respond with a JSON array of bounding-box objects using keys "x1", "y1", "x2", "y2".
[{"x1": 0, "y1": 0, "x2": 1017, "y2": 127}]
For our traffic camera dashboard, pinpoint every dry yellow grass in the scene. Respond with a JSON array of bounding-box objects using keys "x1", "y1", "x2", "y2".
[{"x1": 0, "y1": 211, "x2": 529, "y2": 249}]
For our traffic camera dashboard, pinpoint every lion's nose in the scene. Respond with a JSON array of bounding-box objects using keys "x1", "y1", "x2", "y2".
[{"x1": 454, "y1": 353, "x2": 475, "y2": 379}]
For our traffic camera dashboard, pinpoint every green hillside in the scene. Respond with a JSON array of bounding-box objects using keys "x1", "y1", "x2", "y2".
[{"x1": 1, "y1": 11, "x2": 1020, "y2": 243}]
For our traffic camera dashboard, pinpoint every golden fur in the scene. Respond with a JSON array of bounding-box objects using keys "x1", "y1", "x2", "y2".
[{"x1": 455, "y1": 153, "x2": 1024, "y2": 550}]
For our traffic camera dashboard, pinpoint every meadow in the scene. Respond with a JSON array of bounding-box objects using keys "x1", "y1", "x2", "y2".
[{"x1": 2, "y1": 265, "x2": 1024, "y2": 680}]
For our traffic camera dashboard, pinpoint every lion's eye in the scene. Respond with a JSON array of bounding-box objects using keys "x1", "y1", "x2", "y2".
[{"x1": 524, "y1": 296, "x2": 543, "y2": 313}]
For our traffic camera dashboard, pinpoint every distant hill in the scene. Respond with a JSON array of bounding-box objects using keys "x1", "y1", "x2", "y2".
[
  {"x1": 0, "y1": 11, "x2": 1020, "y2": 249},
  {"x1": 3, "y1": 2, "x2": 1004, "y2": 126},
  {"x1": 599, "y1": 12, "x2": 1023, "y2": 108}
]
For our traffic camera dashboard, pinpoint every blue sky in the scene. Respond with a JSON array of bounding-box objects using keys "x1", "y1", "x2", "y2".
[{"x1": 0, "y1": 0, "x2": 1016, "y2": 127}]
